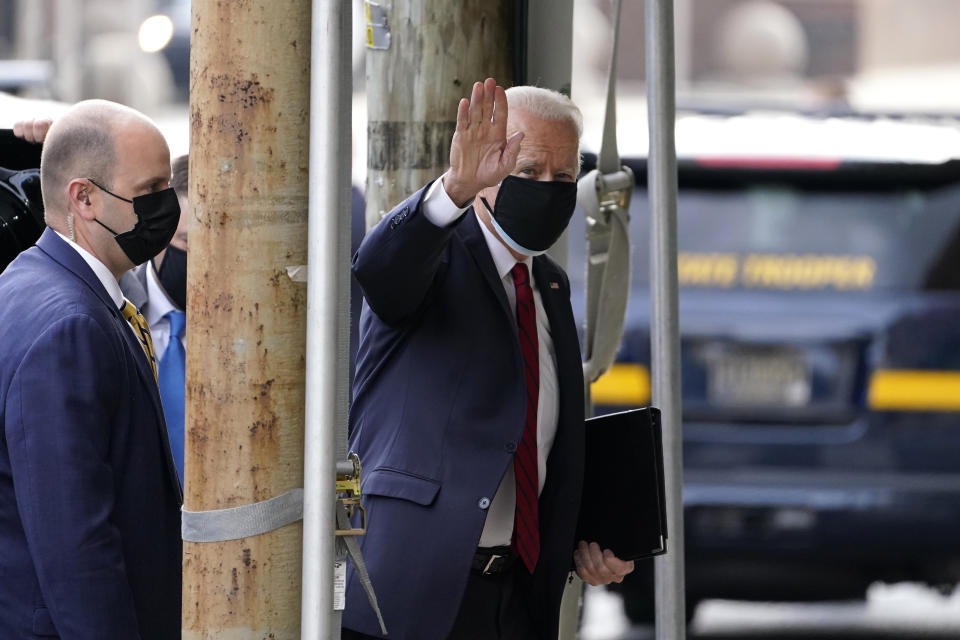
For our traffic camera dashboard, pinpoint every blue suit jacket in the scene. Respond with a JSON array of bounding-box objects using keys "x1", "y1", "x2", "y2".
[
  {"x1": 345, "y1": 184, "x2": 585, "y2": 640},
  {"x1": 0, "y1": 229, "x2": 182, "y2": 639}
]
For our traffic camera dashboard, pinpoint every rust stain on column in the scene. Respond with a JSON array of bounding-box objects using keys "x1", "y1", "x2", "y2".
[{"x1": 183, "y1": 0, "x2": 309, "y2": 637}]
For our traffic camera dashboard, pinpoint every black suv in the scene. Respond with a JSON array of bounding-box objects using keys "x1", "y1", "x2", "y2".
[{"x1": 568, "y1": 113, "x2": 960, "y2": 620}]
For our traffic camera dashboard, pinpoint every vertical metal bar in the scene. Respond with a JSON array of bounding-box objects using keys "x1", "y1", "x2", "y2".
[
  {"x1": 302, "y1": 0, "x2": 353, "y2": 638},
  {"x1": 526, "y1": 0, "x2": 575, "y2": 270},
  {"x1": 524, "y1": 0, "x2": 574, "y2": 94},
  {"x1": 646, "y1": 0, "x2": 685, "y2": 638},
  {"x1": 527, "y1": 1, "x2": 580, "y2": 635}
]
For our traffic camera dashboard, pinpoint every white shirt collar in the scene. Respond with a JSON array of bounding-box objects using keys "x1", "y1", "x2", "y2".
[
  {"x1": 145, "y1": 259, "x2": 178, "y2": 325},
  {"x1": 54, "y1": 231, "x2": 125, "y2": 309},
  {"x1": 474, "y1": 210, "x2": 532, "y2": 280}
]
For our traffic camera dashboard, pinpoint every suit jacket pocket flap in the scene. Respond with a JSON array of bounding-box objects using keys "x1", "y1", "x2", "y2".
[{"x1": 363, "y1": 468, "x2": 440, "y2": 506}]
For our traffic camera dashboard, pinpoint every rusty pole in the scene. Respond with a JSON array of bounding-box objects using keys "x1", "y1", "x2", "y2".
[
  {"x1": 183, "y1": 0, "x2": 311, "y2": 637},
  {"x1": 364, "y1": 0, "x2": 515, "y2": 230}
]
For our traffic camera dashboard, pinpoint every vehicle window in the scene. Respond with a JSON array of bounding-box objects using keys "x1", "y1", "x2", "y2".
[{"x1": 569, "y1": 180, "x2": 960, "y2": 293}]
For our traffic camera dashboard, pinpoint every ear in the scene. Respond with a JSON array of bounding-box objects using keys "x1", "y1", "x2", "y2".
[{"x1": 68, "y1": 178, "x2": 95, "y2": 221}]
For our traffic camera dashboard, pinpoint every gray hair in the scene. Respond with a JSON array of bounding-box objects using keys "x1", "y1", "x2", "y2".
[{"x1": 505, "y1": 86, "x2": 583, "y2": 140}]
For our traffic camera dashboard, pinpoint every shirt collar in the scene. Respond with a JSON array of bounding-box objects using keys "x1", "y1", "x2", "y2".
[
  {"x1": 54, "y1": 231, "x2": 125, "y2": 310},
  {"x1": 474, "y1": 210, "x2": 532, "y2": 280},
  {"x1": 145, "y1": 259, "x2": 177, "y2": 326}
]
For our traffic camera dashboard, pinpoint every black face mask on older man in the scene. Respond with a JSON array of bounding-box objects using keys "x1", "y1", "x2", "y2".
[
  {"x1": 88, "y1": 178, "x2": 181, "y2": 266},
  {"x1": 480, "y1": 175, "x2": 578, "y2": 257}
]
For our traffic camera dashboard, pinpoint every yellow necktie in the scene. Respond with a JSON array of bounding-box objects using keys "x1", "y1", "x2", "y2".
[{"x1": 121, "y1": 298, "x2": 158, "y2": 382}]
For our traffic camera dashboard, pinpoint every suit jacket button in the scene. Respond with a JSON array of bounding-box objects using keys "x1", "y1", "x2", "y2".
[
  {"x1": 504, "y1": 441, "x2": 517, "y2": 453},
  {"x1": 478, "y1": 497, "x2": 491, "y2": 509}
]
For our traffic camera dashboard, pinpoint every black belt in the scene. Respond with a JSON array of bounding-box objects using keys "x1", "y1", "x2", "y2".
[{"x1": 471, "y1": 546, "x2": 516, "y2": 576}]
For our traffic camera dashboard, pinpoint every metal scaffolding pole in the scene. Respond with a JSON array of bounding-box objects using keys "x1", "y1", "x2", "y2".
[
  {"x1": 646, "y1": 0, "x2": 686, "y2": 638},
  {"x1": 301, "y1": 0, "x2": 353, "y2": 638},
  {"x1": 524, "y1": 0, "x2": 575, "y2": 270}
]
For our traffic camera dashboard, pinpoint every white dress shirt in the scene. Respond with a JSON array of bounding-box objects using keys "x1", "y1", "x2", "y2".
[
  {"x1": 143, "y1": 259, "x2": 183, "y2": 361},
  {"x1": 54, "y1": 232, "x2": 137, "y2": 343},
  {"x1": 422, "y1": 180, "x2": 560, "y2": 548}
]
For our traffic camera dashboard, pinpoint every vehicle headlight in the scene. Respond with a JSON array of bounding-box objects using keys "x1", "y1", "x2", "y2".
[{"x1": 138, "y1": 15, "x2": 175, "y2": 53}]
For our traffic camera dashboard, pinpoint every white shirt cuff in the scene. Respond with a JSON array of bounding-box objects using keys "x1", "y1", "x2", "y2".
[{"x1": 422, "y1": 177, "x2": 470, "y2": 227}]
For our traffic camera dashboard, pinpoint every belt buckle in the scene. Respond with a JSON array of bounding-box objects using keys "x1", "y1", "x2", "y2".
[{"x1": 482, "y1": 554, "x2": 503, "y2": 575}]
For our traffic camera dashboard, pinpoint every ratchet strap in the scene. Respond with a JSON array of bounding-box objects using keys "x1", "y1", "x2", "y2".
[{"x1": 579, "y1": 0, "x2": 634, "y2": 385}]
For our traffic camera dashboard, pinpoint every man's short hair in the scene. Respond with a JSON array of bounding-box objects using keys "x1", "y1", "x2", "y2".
[
  {"x1": 505, "y1": 86, "x2": 583, "y2": 140},
  {"x1": 171, "y1": 154, "x2": 188, "y2": 198},
  {"x1": 40, "y1": 122, "x2": 115, "y2": 219}
]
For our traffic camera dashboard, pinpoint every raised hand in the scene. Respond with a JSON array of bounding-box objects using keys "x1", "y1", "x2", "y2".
[
  {"x1": 13, "y1": 118, "x2": 54, "y2": 144},
  {"x1": 442, "y1": 77, "x2": 524, "y2": 207}
]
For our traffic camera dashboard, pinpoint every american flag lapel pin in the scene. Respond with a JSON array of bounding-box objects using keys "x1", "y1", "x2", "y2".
[{"x1": 549, "y1": 282, "x2": 560, "y2": 289}]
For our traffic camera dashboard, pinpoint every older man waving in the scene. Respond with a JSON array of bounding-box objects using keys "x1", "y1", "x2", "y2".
[{"x1": 344, "y1": 78, "x2": 634, "y2": 640}]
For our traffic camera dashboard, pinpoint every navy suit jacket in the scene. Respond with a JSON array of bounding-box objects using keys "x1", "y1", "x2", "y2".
[
  {"x1": 0, "y1": 229, "x2": 182, "y2": 639},
  {"x1": 345, "y1": 184, "x2": 585, "y2": 640}
]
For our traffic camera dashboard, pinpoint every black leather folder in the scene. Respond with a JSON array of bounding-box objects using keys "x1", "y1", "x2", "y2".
[{"x1": 575, "y1": 406, "x2": 668, "y2": 561}]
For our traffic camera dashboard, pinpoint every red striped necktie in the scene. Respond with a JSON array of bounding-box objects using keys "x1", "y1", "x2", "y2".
[{"x1": 510, "y1": 262, "x2": 540, "y2": 573}]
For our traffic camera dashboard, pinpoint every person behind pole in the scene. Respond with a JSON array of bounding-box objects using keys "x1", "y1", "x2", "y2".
[
  {"x1": 0, "y1": 124, "x2": 48, "y2": 274},
  {"x1": 0, "y1": 100, "x2": 183, "y2": 639},
  {"x1": 343, "y1": 78, "x2": 634, "y2": 640},
  {"x1": 120, "y1": 154, "x2": 190, "y2": 485}
]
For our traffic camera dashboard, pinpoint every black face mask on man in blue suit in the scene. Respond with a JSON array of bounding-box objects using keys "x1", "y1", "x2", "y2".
[{"x1": 88, "y1": 178, "x2": 181, "y2": 266}]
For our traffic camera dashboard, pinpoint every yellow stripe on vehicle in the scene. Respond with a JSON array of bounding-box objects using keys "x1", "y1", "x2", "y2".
[
  {"x1": 590, "y1": 363, "x2": 651, "y2": 406},
  {"x1": 868, "y1": 369, "x2": 960, "y2": 412}
]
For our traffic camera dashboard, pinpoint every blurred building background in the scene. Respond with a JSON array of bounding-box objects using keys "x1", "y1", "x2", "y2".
[
  {"x1": 3, "y1": 2, "x2": 960, "y2": 635},
  {"x1": 3, "y1": 0, "x2": 960, "y2": 160},
  {"x1": 3, "y1": 0, "x2": 960, "y2": 113},
  {"x1": 573, "y1": 0, "x2": 960, "y2": 114}
]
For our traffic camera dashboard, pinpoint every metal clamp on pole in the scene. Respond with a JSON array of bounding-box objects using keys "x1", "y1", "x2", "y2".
[
  {"x1": 335, "y1": 452, "x2": 366, "y2": 536},
  {"x1": 180, "y1": 454, "x2": 366, "y2": 543},
  {"x1": 595, "y1": 168, "x2": 635, "y2": 210},
  {"x1": 577, "y1": 0, "x2": 635, "y2": 387},
  {"x1": 579, "y1": 160, "x2": 635, "y2": 386},
  {"x1": 333, "y1": 452, "x2": 388, "y2": 636}
]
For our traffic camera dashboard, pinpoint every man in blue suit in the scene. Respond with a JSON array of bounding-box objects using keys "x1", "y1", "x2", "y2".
[
  {"x1": 344, "y1": 79, "x2": 634, "y2": 640},
  {"x1": 0, "y1": 100, "x2": 183, "y2": 639}
]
